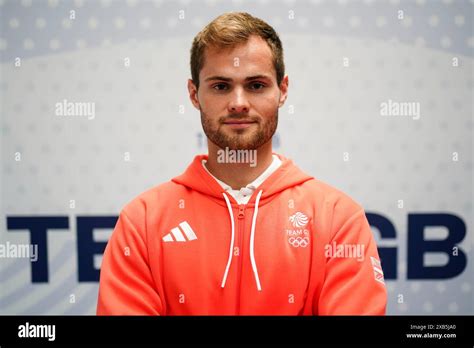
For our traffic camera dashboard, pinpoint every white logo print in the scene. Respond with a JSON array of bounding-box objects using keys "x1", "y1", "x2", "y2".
[
  {"x1": 162, "y1": 221, "x2": 197, "y2": 242},
  {"x1": 371, "y1": 257, "x2": 385, "y2": 284},
  {"x1": 286, "y1": 212, "x2": 310, "y2": 248},
  {"x1": 288, "y1": 236, "x2": 309, "y2": 248},
  {"x1": 289, "y1": 212, "x2": 309, "y2": 228}
]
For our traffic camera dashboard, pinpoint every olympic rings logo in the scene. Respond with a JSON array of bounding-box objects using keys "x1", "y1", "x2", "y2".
[{"x1": 288, "y1": 236, "x2": 309, "y2": 248}]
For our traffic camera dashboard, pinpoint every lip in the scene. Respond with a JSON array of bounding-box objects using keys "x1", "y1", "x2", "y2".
[
  {"x1": 222, "y1": 121, "x2": 256, "y2": 129},
  {"x1": 223, "y1": 120, "x2": 256, "y2": 124}
]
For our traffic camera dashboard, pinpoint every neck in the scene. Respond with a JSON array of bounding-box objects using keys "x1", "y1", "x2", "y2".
[{"x1": 205, "y1": 140, "x2": 274, "y2": 190}]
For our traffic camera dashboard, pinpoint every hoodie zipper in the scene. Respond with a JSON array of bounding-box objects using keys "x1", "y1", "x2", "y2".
[{"x1": 236, "y1": 204, "x2": 245, "y2": 314}]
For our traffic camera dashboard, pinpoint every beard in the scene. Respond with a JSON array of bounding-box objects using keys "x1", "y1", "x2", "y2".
[{"x1": 201, "y1": 109, "x2": 278, "y2": 151}]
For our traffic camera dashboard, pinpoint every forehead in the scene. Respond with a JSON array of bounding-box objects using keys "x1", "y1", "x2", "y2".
[{"x1": 200, "y1": 35, "x2": 275, "y2": 81}]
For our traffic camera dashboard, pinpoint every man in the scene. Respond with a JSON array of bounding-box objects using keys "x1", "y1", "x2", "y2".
[{"x1": 97, "y1": 12, "x2": 387, "y2": 315}]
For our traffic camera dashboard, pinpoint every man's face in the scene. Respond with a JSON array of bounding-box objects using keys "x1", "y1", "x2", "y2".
[{"x1": 188, "y1": 35, "x2": 288, "y2": 151}]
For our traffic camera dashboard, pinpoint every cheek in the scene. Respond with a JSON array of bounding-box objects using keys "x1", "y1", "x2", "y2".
[
  {"x1": 199, "y1": 93, "x2": 225, "y2": 113},
  {"x1": 249, "y1": 93, "x2": 280, "y2": 114}
]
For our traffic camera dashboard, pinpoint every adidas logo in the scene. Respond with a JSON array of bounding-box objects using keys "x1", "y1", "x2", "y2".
[{"x1": 162, "y1": 221, "x2": 197, "y2": 242}]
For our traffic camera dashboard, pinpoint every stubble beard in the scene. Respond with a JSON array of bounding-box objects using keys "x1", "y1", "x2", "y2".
[{"x1": 201, "y1": 110, "x2": 278, "y2": 151}]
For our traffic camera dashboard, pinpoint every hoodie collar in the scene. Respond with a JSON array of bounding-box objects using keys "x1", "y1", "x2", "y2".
[
  {"x1": 201, "y1": 154, "x2": 282, "y2": 205},
  {"x1": 172, "y1": 153, "x2": 314, "y2": 206}
]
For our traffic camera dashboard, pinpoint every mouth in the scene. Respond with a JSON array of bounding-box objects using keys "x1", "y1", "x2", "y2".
[{"x1": 222, "y1": 119, "x2": 257, "y2": 129}]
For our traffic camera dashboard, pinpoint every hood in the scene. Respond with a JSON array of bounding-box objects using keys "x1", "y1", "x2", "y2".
[{"x1": 172, "y1": 153, "x2": 314, "y2": 207}]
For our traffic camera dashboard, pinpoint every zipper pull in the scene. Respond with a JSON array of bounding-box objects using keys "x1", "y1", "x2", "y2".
[{"x1": 238, "y1": 205, "x2": 245, "y2": 219}]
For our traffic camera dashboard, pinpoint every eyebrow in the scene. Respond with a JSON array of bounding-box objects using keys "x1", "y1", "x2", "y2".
[{"x1": 204, "y1": 75, "x2": 272, "y2": 82}]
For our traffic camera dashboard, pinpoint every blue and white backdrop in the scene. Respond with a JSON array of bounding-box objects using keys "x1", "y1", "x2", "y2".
[{"x1": 0, "y1": 0, "x2": 472, "y2": 315}]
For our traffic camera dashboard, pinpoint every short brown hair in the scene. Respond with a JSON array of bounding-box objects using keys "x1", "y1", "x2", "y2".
[{"x1": 190, "y1": 12, "x2": 285, "y2": 89}]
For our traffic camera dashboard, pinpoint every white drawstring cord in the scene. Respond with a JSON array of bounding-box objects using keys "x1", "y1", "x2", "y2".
[
  {"x1": 221, "y1": 190, "x2": 263, "y2": 291},
  {"x1": 250, "y1": 190, "x2": 263, "y2": 291},
  {"x1": 221, "y1": 192, "x2": 235, "y2": 289}
]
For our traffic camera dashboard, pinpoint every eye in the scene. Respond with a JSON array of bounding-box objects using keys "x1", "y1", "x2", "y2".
[
  {"x1": 249, "y1": 82, "x2": 266, "y2": 90},
  {"x1": 212, "y1": 83, "x2": 228, "y2": 91}
]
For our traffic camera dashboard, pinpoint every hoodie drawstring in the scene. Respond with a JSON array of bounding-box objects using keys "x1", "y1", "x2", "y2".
[
  {"x1": 221, "y1": 193, "x2": 235, "y2": 289},
  {"x1": 221, "y1": 190, "x2": 263, "y2": 291},
  {"x1": 250, "y1": 190, "x2": 263, "y2": 291}
]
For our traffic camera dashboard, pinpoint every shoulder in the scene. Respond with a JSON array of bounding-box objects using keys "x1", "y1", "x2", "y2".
[
  {"x1": 120, "y1": 181, "x2": 184, "y2": 221},
  {"x1": 299, "y1": 178, "x2": 366, "y2": 228}
]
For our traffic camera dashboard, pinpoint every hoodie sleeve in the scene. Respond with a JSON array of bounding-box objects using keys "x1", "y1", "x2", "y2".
[
  {"x1": 317, "y1": 208, "x2": 387, "y2": 315},
  {"x1": 97, "y1": 210, "x2": 163, "y2": 315}
]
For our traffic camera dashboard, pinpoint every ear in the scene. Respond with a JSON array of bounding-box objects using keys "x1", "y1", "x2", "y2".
[
  {"x1": 187, "y1": 79, "x2": 201, "y2": 110},
  {"x1": 278, "y1": 75, "x2": 289, "y2": 108}
]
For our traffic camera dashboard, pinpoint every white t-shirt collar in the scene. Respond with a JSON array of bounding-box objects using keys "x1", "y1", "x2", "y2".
[{"x1": 202, "y1": 154, "x2": 282, "y2": 204}]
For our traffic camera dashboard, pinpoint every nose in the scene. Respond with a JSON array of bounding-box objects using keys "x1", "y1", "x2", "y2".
[{"x1": 227, "y1": 87, "x2": 250, "y2": 114}]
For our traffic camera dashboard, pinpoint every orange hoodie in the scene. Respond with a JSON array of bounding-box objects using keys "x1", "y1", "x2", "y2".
[{"x1": 97, "y1": 153, "x2": 387, "y2": 315}]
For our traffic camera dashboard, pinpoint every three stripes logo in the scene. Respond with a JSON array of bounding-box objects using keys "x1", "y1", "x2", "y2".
[{"x1": 162, "y1": 221, "x2": 197, "y2": 242}]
